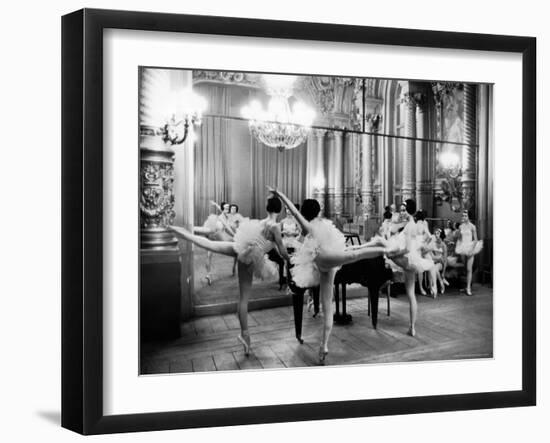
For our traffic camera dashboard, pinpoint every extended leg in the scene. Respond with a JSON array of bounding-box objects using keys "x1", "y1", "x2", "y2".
[
  {"x1": 405, "y1": 270, "x2": 417, "y2": 336},
  {"x1": 318, "y1": 269, "x2": 336, "y2": 364},
  {"x1": 170, "y1": 226, "x2": 237, "y2": 257},
  {"x1": 236, "y1": 261, "x2": 254, "y2": 355},
  {"x1": 316, "y1": 245, "x2": 388, "y2": 270}
]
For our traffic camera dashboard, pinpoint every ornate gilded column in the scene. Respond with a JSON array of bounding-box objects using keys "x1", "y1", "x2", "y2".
[
  {"x1": 306, "y1": 133, "x2": 317, "y2": 199},
  {"x1": 343, "y1": 131, "x2": 356, "y2": 217},
  {"x1": 333, "y1": 130, "x2": 344, "y2": 217},
  {"x1": 360, "y1": 123, "x2": 374, "y2": 217},
  {"x1": 139, "y1": 129, "x2": 178, "y2": 251},
  {"x1": 462, "y1": 83, "x2": 477, "y2": 213},
  {"x1": 312, "y1": 129, "x2": 327, "y2": 213},
  {"x1": 413, "y1": 93, "x2": 431, "y2": 214},
  {"x1": 401, "y1": 93, "x2": 416, "y2": 201}
]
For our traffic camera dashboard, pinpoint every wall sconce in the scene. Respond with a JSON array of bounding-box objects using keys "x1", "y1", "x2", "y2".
[
  {"x1": 162, "y1": 88, "x2": 207, "y2": 145},
  {"x1": 439, "y1": 150, "x2": 461, "y2": 178},
  {"x1": 312, "y1": 174, "x2": 326, "y2": 191}
]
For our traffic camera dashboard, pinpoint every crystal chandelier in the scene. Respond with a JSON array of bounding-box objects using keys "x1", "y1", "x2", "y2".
[{"x1": 241, "y1": 76, "x2": 315, "y2": 151}]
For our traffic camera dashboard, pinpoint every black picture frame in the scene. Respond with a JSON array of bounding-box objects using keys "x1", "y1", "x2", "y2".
[{"x1": 61, "y1": 8, "x2": 536, "y2": 435}]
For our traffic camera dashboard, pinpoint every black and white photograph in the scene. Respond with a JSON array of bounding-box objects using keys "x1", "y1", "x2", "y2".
[{"x1": 139, "y1": 68, "x2": 493, "y2": 374}]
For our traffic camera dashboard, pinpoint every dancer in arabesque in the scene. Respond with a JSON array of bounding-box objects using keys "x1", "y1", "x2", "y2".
[
  {"x1": 268, "y1": 186, "x2": 407, "y2": 365},
  {"x1": 169, "y1": 196, "x2": 290, "y2": 356},
  {"x1": 194, "y1": 201, "x2": 235, "y2": 284}
]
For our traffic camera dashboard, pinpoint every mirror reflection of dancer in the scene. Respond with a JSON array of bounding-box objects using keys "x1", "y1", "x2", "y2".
[
  {"x1": 268, "y1": 186, "x2": 407, "y2": 365},
  {"x1": 455, "y1": 210, "x2": 483, "y2": 296},
  {"x1": 194, "y1": 201, "x2": 235, "y2": 285},
  {"x1": 169, "y1": 196, "x2": 290, "y2": 356},
  {"x1": 386, "y1": 200, "x2": 433, "y2": 337}
]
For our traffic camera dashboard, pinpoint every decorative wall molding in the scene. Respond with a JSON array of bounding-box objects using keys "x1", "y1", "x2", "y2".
[{"x1": 193, "y1": 70, "x2": 261, "y2": 88}]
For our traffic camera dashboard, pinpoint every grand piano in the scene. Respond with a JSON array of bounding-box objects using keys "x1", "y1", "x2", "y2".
[{"x1": 287, "y1": 255, "x2": 393, "y2": 342}]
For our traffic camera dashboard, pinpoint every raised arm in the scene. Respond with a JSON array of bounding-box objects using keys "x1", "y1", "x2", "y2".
[
  {"x1": 267, "y1": 186, "x2": 311, "y2": 235},
  {"x1": 209, "y1": 200, "x2": 222, "y2": 212}
]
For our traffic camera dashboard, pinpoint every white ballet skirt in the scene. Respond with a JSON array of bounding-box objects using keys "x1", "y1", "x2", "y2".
[
  {"x1": 232, "y1": 219, "x2": 278, "y2": 280},
  {"x1": 455, "y1": 225, "x2": 483, "y2": 257},
  {"x1": 455, "y1": 239, "x2": 483, "y2": 257},
  {"x1": 290, "y1": 218, "x2": 346, "y2": 288},
  {"x1": 385, "y1": 229, "x2": 434, "y2": 274},
  {"x1": 203, "y1": 214, "x2": 233, "y2": 241}
]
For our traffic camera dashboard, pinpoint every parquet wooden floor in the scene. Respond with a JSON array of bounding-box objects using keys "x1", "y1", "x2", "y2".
[{"x1": 141, "y1": 285, "x2": 493, "y2": 374}]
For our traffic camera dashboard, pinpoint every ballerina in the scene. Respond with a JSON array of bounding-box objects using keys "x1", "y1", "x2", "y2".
[
  {"x1": 455, "y1": 210, "x2": 483, "y2": 296},
  {"x1": 169, "y1": 196, "x2": 290, "y2": 356},
  {"x1": 386, "y1": 200, "x2": 433, "y2": 336},
  {"x1": 268, "y1": 186, "x2": 407, "y2": 365},
  {"x1": 194, "y1": 201, "x2": 235, "y2": 284},
  {"x1": 424, "y1": 228, "x2": 448, "y2": 294},
  {"x1": 228, "y1": 204, "x2": 245, "y2": 276},
  {"x1": 414, "y1": 211, "x2": 439, "y2": 298}
]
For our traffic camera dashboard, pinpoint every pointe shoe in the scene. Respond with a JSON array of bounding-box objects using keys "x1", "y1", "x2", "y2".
[
  {"x1": 407, "y1": 327, "x2": 416, "y2": 337},
  {"x1": 205, "y1": 275, "x2": 212, "y2": 286},
  {"x1": 237, "y1": 334, "x2": 251, "y2": 356},
  {"x1": 465, "y1": 289, "x2": 473, "y2": 296},
  {"x1": 420, "y1": 288, "x2": 427, "y2": 296},
  {"x1": 318, "y1": 348, "x2": 328, "y2": 365},
  {"x1": 431, "y1": 286, "x2": 438, "y2": 299},
  {"x1": 443, "y1": 278, "x2": 450, "y2": 286},
  {"x1": 296, "y1": 336, "x2": 304, "y2": 344}
]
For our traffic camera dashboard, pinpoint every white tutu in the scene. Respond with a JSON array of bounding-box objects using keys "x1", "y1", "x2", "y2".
[
  {"x1": 290, "y1": 218, "x2": 346, "y2": 288},
  {"x1": 455, "y1": 239, "x2": 483, "y2": 257},
  {"x1": 203, "y1": 214, "x2": 221, "y2": 232},
  {"x1": 386, "y1": 232, "x2": 434, "y2": 273},
  {"x1": 233, "y1": 219, "x2": 278, "y2": 280}
]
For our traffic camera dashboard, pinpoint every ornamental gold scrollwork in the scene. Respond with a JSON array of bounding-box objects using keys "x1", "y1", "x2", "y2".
[{"x1": 140, "y1": 163, "x2": 175, "y2": 228}]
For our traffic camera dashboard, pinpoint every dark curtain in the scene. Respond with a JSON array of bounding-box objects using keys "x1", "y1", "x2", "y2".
[{"x1": 194, "y1": 85, "x2": 231, "y2": 225}]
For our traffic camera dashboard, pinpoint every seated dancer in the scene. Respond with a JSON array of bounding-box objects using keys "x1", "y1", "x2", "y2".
[
  {"x1": 415, "y1": 210, "x2": 438, "y2": 297},
  {"x1": 385, "y1": 200, "x2": 433, "y2": 336},
  {"x1": 194, "y1": 201, "x2": 235, "y2": 285},
  {"x1": 268, "y1": 186, "x2": 406, "y2": 365},
  {"x1": 455, "y1": 210, "x2": 483, "y2": 296},
  {"x1": 169, "y1": 196, "x2": 290, "y2": 356},
  {"x1": 424, "y1": 227, "x2": 449, "y2": 294}
]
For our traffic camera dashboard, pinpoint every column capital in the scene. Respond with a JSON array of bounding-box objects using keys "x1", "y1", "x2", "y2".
[
  {"x1": 431, "y1": 82, "x2": 462, "y2": 107},
  {"x1": 313, "y1": 128, "x2": 327, "y2": 139},
  {"x1": 400, "y1": 92, "x2": 416, "y2": 107},
  {"x1": 327, "y1": 129, "x2": 344, "y2": 141}
]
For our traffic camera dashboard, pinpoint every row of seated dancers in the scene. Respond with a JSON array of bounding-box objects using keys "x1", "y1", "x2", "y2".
[
  {"x1": 169, "y1": 188, "x2": 482, "y2": 366},
  {"x1": 380, "y1": 206, "x2": 483, "y2": 298}
]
